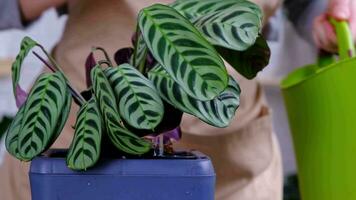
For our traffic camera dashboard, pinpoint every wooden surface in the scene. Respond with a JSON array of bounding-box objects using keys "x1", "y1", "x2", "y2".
[{"x1": 0, "y1": 59, "x2": 12, "y2": 78}]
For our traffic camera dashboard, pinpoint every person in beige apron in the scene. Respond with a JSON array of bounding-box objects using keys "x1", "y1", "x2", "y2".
[{"x1": 0, "y1": 0, "x2": 283, "y2": 199}]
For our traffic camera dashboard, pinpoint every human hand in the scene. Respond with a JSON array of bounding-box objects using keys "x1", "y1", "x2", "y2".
[{"x1": 312, "y1": 0, "x2": 356, "y2": 52}]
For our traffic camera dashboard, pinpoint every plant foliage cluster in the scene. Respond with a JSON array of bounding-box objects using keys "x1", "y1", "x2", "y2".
[{"x1": 5, "y1": 0, "x2": 270, "y2": 170}]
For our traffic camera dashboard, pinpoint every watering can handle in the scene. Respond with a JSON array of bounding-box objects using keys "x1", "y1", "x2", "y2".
[{"x1": 329, "y1": 18, "x2": 355, "y2": 60}]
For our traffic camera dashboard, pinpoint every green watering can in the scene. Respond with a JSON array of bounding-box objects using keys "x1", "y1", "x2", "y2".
[{"x1": 281, "y1": 19, "x2": 356, "y2": 200}]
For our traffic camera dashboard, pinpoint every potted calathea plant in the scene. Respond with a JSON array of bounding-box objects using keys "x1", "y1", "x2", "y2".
[{"x1": 4, "y1": 0, "x2": 270, "y2": 199}]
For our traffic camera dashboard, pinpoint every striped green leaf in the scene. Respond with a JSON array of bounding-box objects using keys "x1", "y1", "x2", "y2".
[
  {"x1": 48, "y1": 80, "x2": 72, "y2": 148},
  {"x1": 138, "y1": 4, "x2": 228, "y2": 101},
  {"x1": 148, "y1": 65, "x2": 240, "y2": 127},
  {"x1": 131, "y1": 32, "x2": 148, "y2": 70},
  {"x1": 11, "y1": 36, "x2": 37, "y2": 96},
  {"x1": 172, "y1": 0, "x2": 268, "y2": 78},
  {"x1": 5, "y1": 105, "x2": 25, "y2": 160},
  {"x1": 171, "y1": 0, "x2": 262, "y2": 22},
  {"x1": 193, "y1": 3, "x2": 262, "y2": 51},
  {"x1": 91, "y1": 66, "x2": 151, "y2": 155},
  {"x1": 15, "y1": 72, "x2": 71, "y2": 161},
  {"x1": 217, "y1": 35, "x2": 270, "y2": 79},
  {"x1": 104, "y1": 64, "x2": 164, "y2": 130},
  {"x1": 104, "y1": 121, "x2": 151, "y2": 154},
  {"x1": 67, "y1": 97, "x2": 102, "y2": 170}
]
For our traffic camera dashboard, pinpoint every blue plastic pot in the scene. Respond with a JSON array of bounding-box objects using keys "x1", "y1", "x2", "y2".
[{"x1": 29, "y1": 150, "x2": 215, "y2": 200}]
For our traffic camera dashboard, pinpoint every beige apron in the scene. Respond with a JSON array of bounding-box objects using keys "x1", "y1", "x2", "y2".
[{"x1": 0, "y1": 1, "x2": 282, "y2": 199}]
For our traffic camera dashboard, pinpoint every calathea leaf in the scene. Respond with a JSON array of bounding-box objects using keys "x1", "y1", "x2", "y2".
[
  {"x1": 148, "y1": 65, "x2": 240, "y2": 127},
  {"x1": 131, "y1": 32, "x2": 148, "y2": 70},
  {"x1": 217, "y1": 35, "x2": 270, "y2": 79},
  {"x1": 130, "y1": 31, "x2": 158, "y2": 73},
  {"x1": 171, "y1": 0, "x2": 262, "y2": 22},
  {"x1": 67, "y1": 97, "x2": 102, "y2": 170},
  {"x1": 171, "y1": 0, "x2": 268, "y2": 79},
  {"x1": 104, "y1": 64, "x2": 164, "y2": 130},
  {"x1": 5, "y1": 105, "x2": 26, "y2": 160},
  {"x1": 91, "y1": 66, "x2": 151, "y2": 155},
  {"x1": 138, "y1": 4, "x2": 228, "y2": 101},
  {"x1": 15, "y1": 72, "x2": 71, "y2": 161},
  {"x1": 123, "y1": 100, "x2": 183, "y2": 137},
  {"x1": 48, "y1": 84, "x2": 72, "y2": 149},
  {"x1": 11, "y1": 36, "x2": 37, "y2": 107},
  {"x1": 193, "y1": 4, "x2": 262, "y2": 51}
]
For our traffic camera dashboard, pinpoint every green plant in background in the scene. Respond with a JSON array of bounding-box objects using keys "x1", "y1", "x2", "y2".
[{"x1": 4, "y1": 0, "x2": 270, "y2": 170}]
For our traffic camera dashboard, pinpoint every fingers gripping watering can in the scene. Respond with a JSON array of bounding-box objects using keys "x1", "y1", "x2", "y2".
[{"x1": 281, "y1": 19, "x2": 356, "y2": 200}]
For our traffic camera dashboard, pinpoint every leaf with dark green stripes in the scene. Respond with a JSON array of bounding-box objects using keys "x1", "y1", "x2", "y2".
[
  {"x1": 193, "y1": 2, "x2": 262, "y2": 51},
  {"x1": 67, "y1": 97, "x2": 102, "y2": 170},
  {"x1": 123, "y1": 100, "x2": 183, "y2": 137},
  {"x1": 148, "y1": 65, "x2": 240, "y2": 127},
  {"x1": 131, "y1": 32, "x2": 149, "y2": 70},
  {"x1": 11, "y1": 36, "x2": 37, "y2": 107},
  {"x1": 104, "y1": 64, "x2": 164, "y2": 130},
  {"x1": 5, "y1": 105, "x2": 25, "y2": 160},
  {"x1": 171, "y1": 0, "x2": 268, "y2": 78},
  {"x1": 104, "y1": 121, "x2": 151, "y2": 155},
  {"x1": 138, "y1": 4, "x2": 228, "y2": 101},
  {"x1": 16, "y1": 72, "x2": 71, "y2": 161},
  {"x1": 91, "y1": 66, "x2": 151, "y2": 155},
  {"x1": 48, "y1": 84, "x2": 72, "y2": 148},
  {"x1": 171, "y1": 0, "x2": 262, "y2": 23},
  {"x1": 217, "y1": 35, "x2": 270, "y2": 79}
]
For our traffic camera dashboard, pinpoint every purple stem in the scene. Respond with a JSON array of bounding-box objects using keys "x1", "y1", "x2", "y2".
[
  {"x1": 33, "y1": 51, "x2": 57, "y2": 72},
  {"x1": 92, "y1": 47, "x2": 113, "y2": 67},
  {"x1": 32, "y1": 51, "x2": 85, "y2": 106}
]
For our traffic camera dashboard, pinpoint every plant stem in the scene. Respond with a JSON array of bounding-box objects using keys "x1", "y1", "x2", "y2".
[
  {"x1": 159, "y1": 134, "x2": 164, "y2": 156},
  {"x1": 32, "y1": 51, "x2": 86, "y2": 106},
  {"x1": 34, "y1": 44, "x2": 86, "y2": 105},
  {"x1": 132, "y1": 24, "x2": 140, "y2": 67},
  {"x1": 138, "y1": 54, "x2": 147, "y2": 74},
  {"x1": 98, "y1": 60, "x2": 112, "y2": 68},
  {"x1": 37, "y1": 45, "x2": 65, "y2": 75},
  {"x1": 92, "y1": 47, "x2": 114, "y2": 67},
  {"x1": 133, "y1": 25, "x2": 148, "y2": 74}
]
